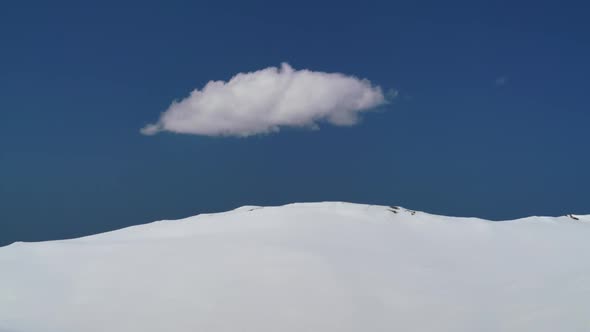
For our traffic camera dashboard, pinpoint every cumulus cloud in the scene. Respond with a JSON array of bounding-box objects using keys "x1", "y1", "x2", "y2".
[{"x1": 141, "y1": 63, "x2": 387, "y2": 137}]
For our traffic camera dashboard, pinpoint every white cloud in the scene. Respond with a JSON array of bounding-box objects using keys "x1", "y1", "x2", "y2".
[{"x1": 141, "y1": 63, "x2": 387, "y2": 137}]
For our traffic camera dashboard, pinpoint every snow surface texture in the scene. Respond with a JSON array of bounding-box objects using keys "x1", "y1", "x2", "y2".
[{"x1": 1, "y1": 202, "x2": 589, "y2": 332}]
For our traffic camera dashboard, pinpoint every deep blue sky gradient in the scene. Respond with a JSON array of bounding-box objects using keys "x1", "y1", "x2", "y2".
[{"x1": 1, "y1": 0, "x2": 589, "y2": 245}]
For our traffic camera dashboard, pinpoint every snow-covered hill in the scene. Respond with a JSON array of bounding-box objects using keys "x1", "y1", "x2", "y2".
[{"x1": 1, "y1": 202, "x2": 589, "y2": 332}]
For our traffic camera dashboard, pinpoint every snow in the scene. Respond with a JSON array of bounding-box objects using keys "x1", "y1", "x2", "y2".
[{"x1": 1, "y1": 202, "x2": 589, "y2": 332}]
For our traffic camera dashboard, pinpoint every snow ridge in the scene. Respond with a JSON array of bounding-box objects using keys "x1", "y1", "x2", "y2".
[{"x1": 1, "y1": 202, "x2": 589, "y2": 332}]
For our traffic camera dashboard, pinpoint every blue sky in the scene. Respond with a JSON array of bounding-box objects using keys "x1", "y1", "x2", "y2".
[{"x1": 1, "y1": 0, "x2": 589, "y2": 245}]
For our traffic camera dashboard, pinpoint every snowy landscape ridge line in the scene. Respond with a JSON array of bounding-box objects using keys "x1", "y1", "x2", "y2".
[
  {"x1": 3, "y1": 201, "x2": 590, "y2": 247},
  {"x1": 1, "y1": 201, "x2": 590, "y2": 332}
]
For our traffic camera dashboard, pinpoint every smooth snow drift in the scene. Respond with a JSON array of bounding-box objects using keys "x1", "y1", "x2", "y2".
[{"x1": 1, "y1": 202, "x2": 589, "y2": 332}]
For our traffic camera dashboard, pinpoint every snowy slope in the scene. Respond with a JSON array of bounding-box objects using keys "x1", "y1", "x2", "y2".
[{"x1": 1, "y1": 202, "x2": 590, "y2": 332}]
